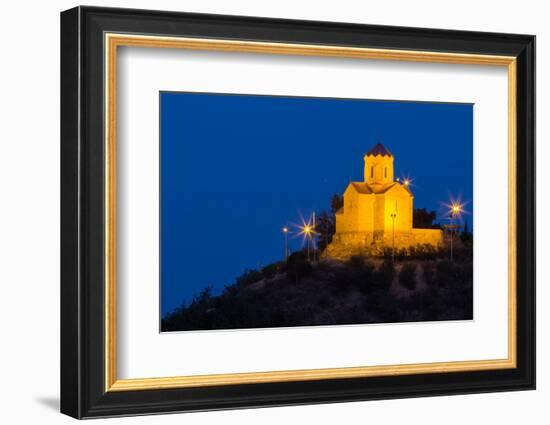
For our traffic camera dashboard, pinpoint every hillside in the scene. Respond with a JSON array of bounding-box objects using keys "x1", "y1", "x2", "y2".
[{"x1": 162, "y1": 247, "x2": 473, "y2": 332}]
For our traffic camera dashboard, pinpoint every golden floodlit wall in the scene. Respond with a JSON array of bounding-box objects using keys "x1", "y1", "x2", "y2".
[
  {"x1": 364, "y1": 153, "x2": 394, "y2": 188},
  {"x1": 326, "y1": 144, "x2": 443, "y2": 259},
  {"x1": 381, "y1": 185, "x2": 413, "y2": 233},
  {"x1": 411, "y1": 229, "x2": 443, "y2": 246}
]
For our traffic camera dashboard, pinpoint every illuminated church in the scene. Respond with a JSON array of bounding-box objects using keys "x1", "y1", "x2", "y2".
[{"x1": 326, "y1": 143, "x2": 442, "y2": 259}]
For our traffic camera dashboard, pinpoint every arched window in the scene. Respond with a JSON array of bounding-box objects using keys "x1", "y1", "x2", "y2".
[
  {"x1": 370, "y1": 166, "x2": 374, "y2": 178},
  {"x1": 384, "y1": 167, "x2": 387, "y2": 178}
]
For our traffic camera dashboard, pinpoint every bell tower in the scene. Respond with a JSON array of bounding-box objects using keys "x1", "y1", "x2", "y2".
[{"x1": 364, "y1": 143, "x2": 394, "y2": 189}]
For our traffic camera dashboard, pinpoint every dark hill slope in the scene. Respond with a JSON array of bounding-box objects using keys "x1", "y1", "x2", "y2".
[{"x1": 162, "y1": 253, "x2": 473, "y2": 332}]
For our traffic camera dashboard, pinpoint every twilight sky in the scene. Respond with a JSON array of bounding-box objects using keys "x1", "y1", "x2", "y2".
[{"x1": 160, "y1": 92, "x2": 473, "y2": 315}]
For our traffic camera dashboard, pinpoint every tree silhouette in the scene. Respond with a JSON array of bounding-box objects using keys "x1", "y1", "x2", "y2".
[
  {"x1": 331, "y1": 194, "x2": 344, "y2": 214},
  {"x1": 413, "y1": 208, "x2": 439, "y2": 229},
  {"x1": 316, "y1": 210, "x2": 334, "y2": 250},
  {"x1": 460, "y1": 218, "x2": 473, "y2": 243},
  {"x1": 315, "y1": 194, "x2": 344, "y2": 250}
]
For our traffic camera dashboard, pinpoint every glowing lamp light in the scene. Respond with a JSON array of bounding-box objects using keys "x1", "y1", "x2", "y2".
[
  {"x1": 282, "y1": 227, "x2": 289, "y2": 233},
  {"x1": 451, "y1": 203, "x2": 462, "y2": 215},
  {"x1": 400, "y1": 175, "x2": 413, "y2": 187},
  {"x1": 294, "y1": 214, "x2": 317, "y2": 262},
  {"x1": 442, "y1": 195, "x2": 468, "y2": 222}
]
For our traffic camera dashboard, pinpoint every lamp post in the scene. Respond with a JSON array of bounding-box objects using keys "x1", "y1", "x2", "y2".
[
  {"x1": 390, "y1": 200, "x2": 398, "y2": 263},
  {"x1": 390, "y1": 212, "x2": 397, "y2": 263},
  {"x1": 312, "y1": 211, "x2": 316, "y2": 262},
  {"x1": 282, "y1": 227, "x2": 289, "y2": 263},
  {"x1": 303, "y1": 224, "x2": 312, "y2": 261},
  {"x1": 298, "y1": 214, "x2": 317, "y2": 262},
  {"x1": 449, "y1": 203, "x2": 462, "y2": 262}
]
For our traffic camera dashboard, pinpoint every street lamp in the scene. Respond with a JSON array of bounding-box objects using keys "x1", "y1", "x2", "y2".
[
  {"x1": 448, "y1": 202, "x2": 463, "y2": 262},
  {"x1": 312, "y1": 211, "x2": 316, "y2": 262},
  {"x1": 401, "y1": 175, "x2": 413, "y2": 189},
  {"x1": 282, "y1": 227, "x2": 289, "y2": 263},
  {"x1": 295, "y1": 213, "x2": 318, "y2": 262},
  {"x1": 303, "y1": 224, "x2": 312, "y2": 261},
  {"x1": 390, "y1": 201, "x2": 398, "y2": 263},
  {"x1": 296, "y1": 215, "x2": 316, "y2": 262}
]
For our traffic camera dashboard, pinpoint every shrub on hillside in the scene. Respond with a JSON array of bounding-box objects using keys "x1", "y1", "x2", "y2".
[
  {"x1": 285, "y1": 250, "x2": 314, "y2": 283},
  {"x1": 382, "y1": 247, "x2": 408, "y2": 261},
  {"x1": 369, "y1": 260, "x2": 394, "y2": 292},
  {"x1": 261, "y1": 262, "x2": 282, "y2": 279},
  {"x1": 399, "y1": 263, "x2": 417, "y2": 290},
  {"x1": 236, "y1": 269, "x2": 263, "y2": 288},
  {"x1": 408, "y1": 244, "x2": 443, "y2": 260},
  {"x1": 435, "y1": 260, "x2": 472, "y2": 288},
  {"x1": 422, "y1": 261, "x2": 437, "y2": 287}
]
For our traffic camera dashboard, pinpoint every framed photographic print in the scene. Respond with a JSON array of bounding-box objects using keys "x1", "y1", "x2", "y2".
[{"x1": 60, "y1": 6, "x2": 535, "y2": 419}]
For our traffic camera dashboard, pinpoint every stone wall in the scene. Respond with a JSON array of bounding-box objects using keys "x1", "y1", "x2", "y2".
[
  {"x1": 325, "y1": 228, "x2": 443, "y2": 260},
  {"x1": 411, "y1": 228, "x2": 443, "y2": 246},
  {"x1": 325, "y1": 232, "x2": 377, "y2": 259}
]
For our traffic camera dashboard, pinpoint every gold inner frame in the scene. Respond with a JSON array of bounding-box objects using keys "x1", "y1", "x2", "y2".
[{"x1": 104, "y1": 33, "x2": 517, "y2": 392}]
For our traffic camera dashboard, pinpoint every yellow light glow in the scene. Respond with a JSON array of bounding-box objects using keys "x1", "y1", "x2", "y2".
[
  {"x1": 441, "y1": 196, "x2": 468, "y2": 221},
  {"x1": 282, "y1": 227, "x2": 288, "y2": 233},
  {"x1": 450, "y1": 202, "x2": 464, "y2": 217},
  {"x1": 400, "y1": 175, "x2": 414, "y2": 188},
  {"x1": 294, "y1": 214, "x2": 317, "y2": 244}
]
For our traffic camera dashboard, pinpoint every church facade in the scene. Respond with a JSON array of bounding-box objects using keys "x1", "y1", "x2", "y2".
[{"x1": 326, "y1": 143, "x2": 442, "y2": 259}]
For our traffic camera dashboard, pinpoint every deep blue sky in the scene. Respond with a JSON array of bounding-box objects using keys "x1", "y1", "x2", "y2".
[{"x1": 160, "y1": 92, "x2": 473, "y2": 315}]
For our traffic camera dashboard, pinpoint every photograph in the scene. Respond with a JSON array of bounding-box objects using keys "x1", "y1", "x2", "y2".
[
  {"x1": 55, "y1": 4, "x2": 535, "y2": 420},
  {"x1": 160, "y1": 92, "x2": 474, "y2": 332}
]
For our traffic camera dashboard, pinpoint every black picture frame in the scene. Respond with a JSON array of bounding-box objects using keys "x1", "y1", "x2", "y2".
[{"x1": 61, "y1": 5, "x2": 535, "y2": 419}]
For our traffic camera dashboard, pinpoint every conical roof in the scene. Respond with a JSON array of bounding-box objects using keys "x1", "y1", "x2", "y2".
[{"x1": 366, "y1": 143, "x2": 392, "y2": 157}]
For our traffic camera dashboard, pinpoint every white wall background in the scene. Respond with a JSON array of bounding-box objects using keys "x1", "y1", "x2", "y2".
[{"x1": 0, "y1": 0, "x2": 545, "y2": 423}]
